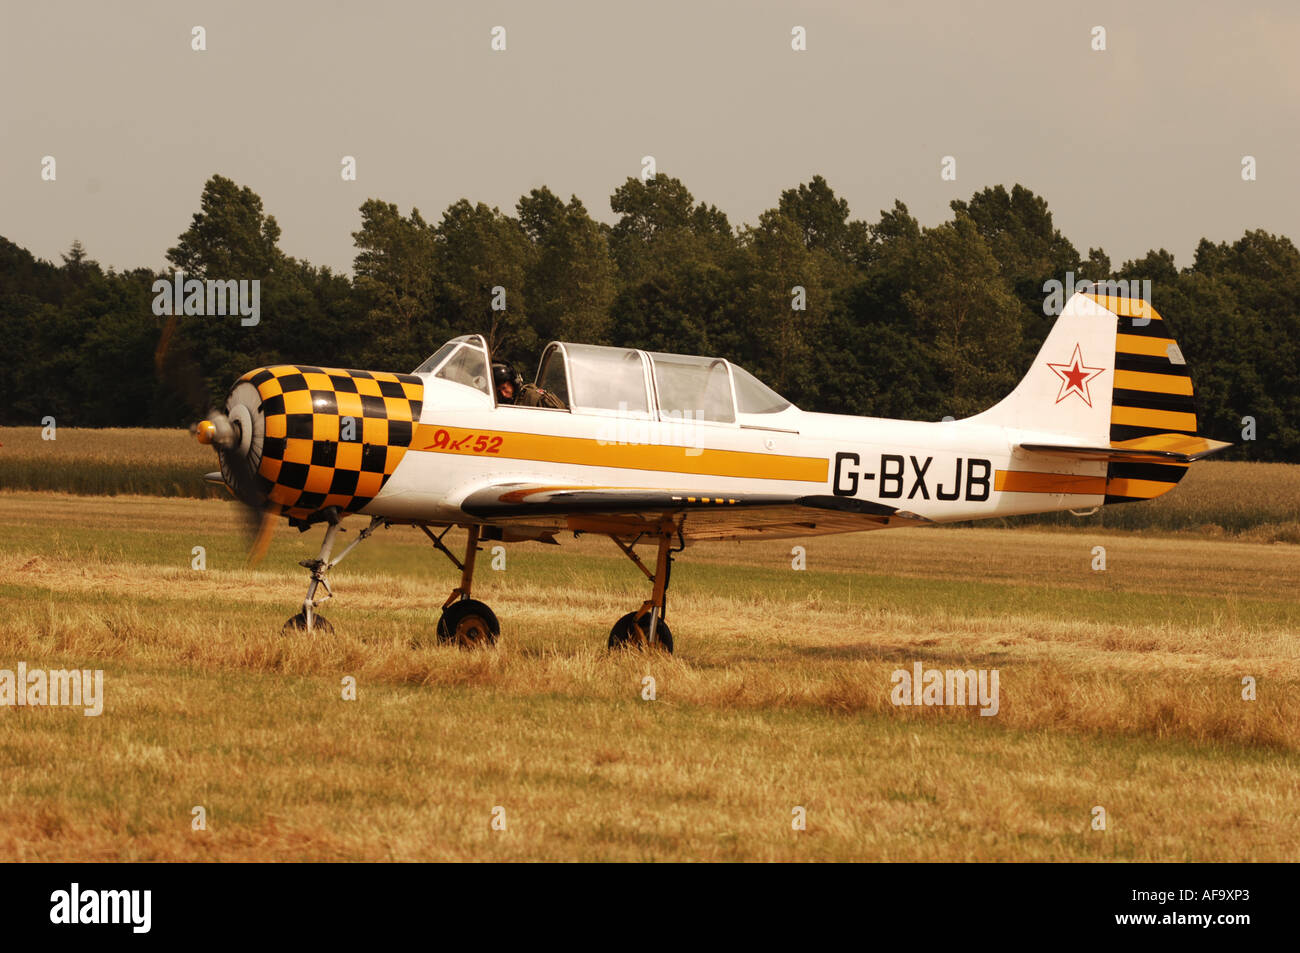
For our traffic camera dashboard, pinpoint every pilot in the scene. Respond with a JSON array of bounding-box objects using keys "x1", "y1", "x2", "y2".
[{"x1": 492, "y1": 361, "x2": 520, "y2": 404}]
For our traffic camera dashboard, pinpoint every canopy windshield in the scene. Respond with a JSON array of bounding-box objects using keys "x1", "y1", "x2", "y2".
[
  {"x1": 731, "y1": 364, "x2": 792, "y2": 414},
  {"x1": 413, "y1": 335, "x2": 492, "y2": 397}
]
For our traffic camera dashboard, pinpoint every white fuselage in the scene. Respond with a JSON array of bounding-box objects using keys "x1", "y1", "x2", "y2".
[{"x1": 368, "y1": 377, "x2": 1104, "y2": 527}]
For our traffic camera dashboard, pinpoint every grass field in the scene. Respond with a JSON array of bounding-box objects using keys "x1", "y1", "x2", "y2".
[
  {"x1": 0, "y1": 427, "x2": 221, "y2": 498},
  {"x1": 1, "y1": 490, "x2": 1297, "y2": 860}
]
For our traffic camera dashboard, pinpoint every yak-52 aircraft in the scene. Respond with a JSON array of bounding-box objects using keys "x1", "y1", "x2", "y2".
[{"x1": 193, "y1": 291, "x2": 1228, "y2": 652}]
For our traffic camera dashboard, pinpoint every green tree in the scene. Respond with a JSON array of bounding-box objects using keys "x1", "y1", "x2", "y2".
[
  {"x1": 351, "y1": 200, "x2": 441, "y2": 368},
  {"x1": 900, "y1": 212, "x2": 1024, "y2": 417},
  {"x1": 606, "y1": 174, "x2": 742, "y2": 362},
  {"x1": 777, "y1": 174, "x2": 870, "y2": 264},
  {"x1": 609, "y1": 174, "x2": 735, "y2": 284},
  {"x1": 951, "y1": 184, "x2": 1081, "y2": 366},
  {"x1": 517, "y1": 187, "x2": 617, "y2": 345},
  {"x1": 434, "y1": 199, "x2": 535, "y2": 360},
  {"x1": 825, "y1": 201, "x2": 938, "y2": 420},
  {"x1": 160, "y1": 175, "x2": 321, "y2": 411},
  {"x1": 167, "y1": 174, "x2": 284, "y2": 279},
  {"x1": 735, "y1": 210, "x2": 831, "y2": 399},
  {"x1": 1155, "y1": 232, "x2": 1300, "y2": 459}
]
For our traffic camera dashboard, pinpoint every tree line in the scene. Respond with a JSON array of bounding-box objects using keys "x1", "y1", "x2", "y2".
[{"x1": 1, "y1": 173, "x2": 1295, "y2": 461}]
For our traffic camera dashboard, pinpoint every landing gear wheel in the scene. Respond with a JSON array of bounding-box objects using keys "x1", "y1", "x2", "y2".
[
  {"x1": 437, "y1": 599, "x2": 500, "y2": 649},
  {"x1": 607, "y1": 611, "x2": 674, "y2": 653},
  {"x1": 282, "y1": 613, "x2": 335, "y2": 636}
]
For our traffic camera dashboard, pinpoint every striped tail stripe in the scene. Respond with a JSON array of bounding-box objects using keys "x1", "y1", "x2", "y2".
[{"x1": 1087, "y1": 294, "x2": 1197, "y2": 504}]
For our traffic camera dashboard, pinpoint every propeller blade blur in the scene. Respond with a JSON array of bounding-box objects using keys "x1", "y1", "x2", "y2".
[{"x1": 248, "y1": 505, "x2": 279, "y2": 567}]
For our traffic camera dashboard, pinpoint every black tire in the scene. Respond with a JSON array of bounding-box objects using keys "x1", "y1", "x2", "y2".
[
  {"x1": 437, "y1": 599, "x2": 500, "y2": 648},
  {"x1": 607, "y1": 611, "x2": 673, "y2": 653},
  {"x1": 282, "y1": 612, "x2": 335, "y2": 636}
]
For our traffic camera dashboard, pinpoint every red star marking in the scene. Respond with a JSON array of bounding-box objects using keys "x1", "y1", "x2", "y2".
[{"x1": 1045, "y1": 343, "x2": 1106, "y2": 406}]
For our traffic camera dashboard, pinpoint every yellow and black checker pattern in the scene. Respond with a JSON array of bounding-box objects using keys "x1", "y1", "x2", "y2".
[
  {"x1": 238, "y1": 364, "x2": 424, "y2": 520},
  {"x1": 1086, "y1": 294, "x2": 1196, "y2": 504}
]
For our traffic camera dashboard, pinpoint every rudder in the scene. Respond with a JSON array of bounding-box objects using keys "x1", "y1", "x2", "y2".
[
  {"x1": 1098, "y1": 293, "x2": 1197, "y2": 503},
  {"x1": 969, "y1": 290, "x2": 1220, "y2": 504}
]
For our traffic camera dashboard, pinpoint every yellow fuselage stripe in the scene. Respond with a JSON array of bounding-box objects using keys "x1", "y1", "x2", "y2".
[
  {"x1": 995, "y1": 470, "x2": 1107, "y2": 495},
  {"x1": 994, "y1": 469, "x2": 1179, "y2": 498},
  {"x1": 411, "y1": 423, "x2": 829, "y2": 482}
]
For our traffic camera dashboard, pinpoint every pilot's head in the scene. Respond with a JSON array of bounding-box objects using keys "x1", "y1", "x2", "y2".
[{"x1": 492, "y1": 362, "x2": 517, "y2": 404}]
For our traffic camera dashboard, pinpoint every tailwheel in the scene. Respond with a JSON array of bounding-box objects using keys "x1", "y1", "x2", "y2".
[
  {"x1": 282, "y1": 612, "x2": 335, "y2": 637},
  {"x1": 608, "y1": 611, "x2": 674, "y2": 654},
  {"x1": 437, "y1": 599, "x2": 500, "y2": 649}
]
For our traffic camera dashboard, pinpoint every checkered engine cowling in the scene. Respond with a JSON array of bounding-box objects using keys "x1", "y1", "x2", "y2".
[{"x1": 239, "y1": 365, "x2": 424, "y2": 521}]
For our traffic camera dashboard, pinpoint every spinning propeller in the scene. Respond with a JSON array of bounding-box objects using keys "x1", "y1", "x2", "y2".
[
  {"x1": 156, "y1": 314, "x2": 279, "y2": 564},
  {"x1": 192, "y1": 407, "x2": 280, "y2": 565}
]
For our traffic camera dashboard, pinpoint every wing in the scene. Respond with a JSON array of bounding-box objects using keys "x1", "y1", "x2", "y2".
[{"x1": 457, "y1": 483, "x2": 932, "y2": 542}]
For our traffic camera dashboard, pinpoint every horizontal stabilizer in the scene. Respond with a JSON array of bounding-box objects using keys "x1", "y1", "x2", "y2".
[{"x1": 1019, "y1": 433, "x2": 1232, "y2": 464}]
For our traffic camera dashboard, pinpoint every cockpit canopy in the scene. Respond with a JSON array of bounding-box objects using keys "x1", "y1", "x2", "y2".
[
  {"x1": 414, "y1": 337, "x2": 794, "y2": 421},
  {"x1": 413, "y1": 335, "x2": 493, "y2": 397}
]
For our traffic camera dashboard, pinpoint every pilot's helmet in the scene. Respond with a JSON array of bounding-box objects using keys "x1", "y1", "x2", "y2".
[
  {"x1": 491, "y1": 362, "x2": 517, "y2": 387},
  {"x1": 491, "y1": 361, "x2": 520, "y2": 400}
]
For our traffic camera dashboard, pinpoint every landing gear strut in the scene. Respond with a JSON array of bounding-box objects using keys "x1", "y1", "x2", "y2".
[
  {"x1": 282, "y1": 511, "x2": 386, "y2": 636},
  {"x1": 421, "y1": 525, "x2": 500, "y2": 649},
  {"x1": 607, "y1": 520, "x2": 682, "y2": 653}
]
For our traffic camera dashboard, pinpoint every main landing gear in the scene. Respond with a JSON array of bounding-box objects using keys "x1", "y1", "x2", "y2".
[
  {"x1": 420, "y1": 525, "x2": 500, "y2": 649},
  {"x1": 282, "y1": 516, "x2": 679, "y2": 654},
  {"x1": 282, "y1": 511, "x2": 386, "y2": 636},
  {"x1": 606, "y1": 521, "x2": 683, "y2": 654}
]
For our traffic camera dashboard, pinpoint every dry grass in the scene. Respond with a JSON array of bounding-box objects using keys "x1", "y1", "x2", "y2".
[{"x1": 1, "y1": 492, "x2": 1298, "y2": 861}]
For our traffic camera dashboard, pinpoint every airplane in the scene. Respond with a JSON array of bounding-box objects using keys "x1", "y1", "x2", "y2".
[{"x1": 193, "y1": 290, "x2": 1230, "y2": 652}]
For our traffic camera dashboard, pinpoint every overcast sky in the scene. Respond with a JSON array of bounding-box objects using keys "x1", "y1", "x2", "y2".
[{"x1": 2, "y1": 0, "x2": 1297, "y2": 275}]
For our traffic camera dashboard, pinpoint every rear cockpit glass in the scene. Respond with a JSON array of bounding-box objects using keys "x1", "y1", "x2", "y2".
[
  {"x1": 564, "y1": 344, "x2": 651, "y2": 415},
  {"x1": 648, "y1": 352, "x2": 735, "y2": 423},
  {"x1": 732, "y1": 364, "x2": 792, "y2": 414}
]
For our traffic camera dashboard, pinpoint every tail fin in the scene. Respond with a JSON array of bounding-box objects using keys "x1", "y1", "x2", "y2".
[{"x1": 971, "y1": 291, "x2": 1229, "y2": 503}]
